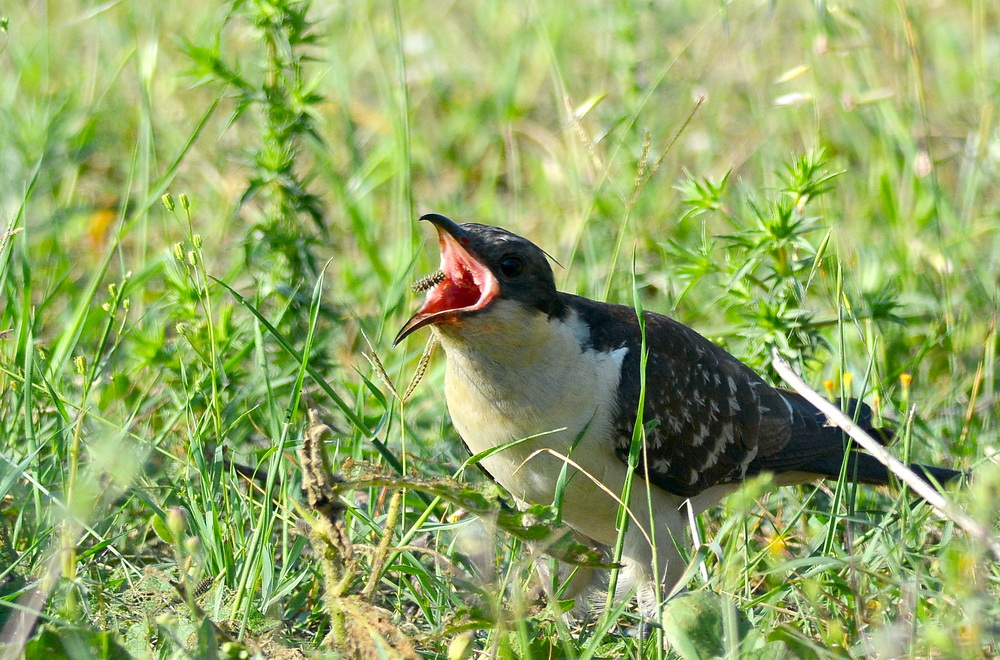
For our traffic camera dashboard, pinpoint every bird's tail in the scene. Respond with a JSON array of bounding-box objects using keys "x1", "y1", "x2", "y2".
[
  {"x1": 759, "y1": 390, "x2": 963, "y2": 492},
  {"x1": 797, "y1": 448, "x2": 963, "y2": 489}
]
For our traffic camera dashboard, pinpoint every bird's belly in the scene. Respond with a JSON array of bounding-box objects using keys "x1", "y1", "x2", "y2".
[
  {"x1": 445, "y1": 371, "x2": 629, "y2": 544},
  {"x1": 456, "y1": 411, "x2": 585, "y2": 504}
]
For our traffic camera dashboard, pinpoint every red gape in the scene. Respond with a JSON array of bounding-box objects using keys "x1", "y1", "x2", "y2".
[{"x1": 395, "y1": 228, "x2": 500, "y2": 343}]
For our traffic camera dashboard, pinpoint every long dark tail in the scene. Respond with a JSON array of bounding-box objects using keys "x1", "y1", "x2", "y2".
[
  {"x1": 749, "y1": 390, "x2": 963, "y2": 493},
  {"x1": 797, "y1": 449, "x2": 963, "y2": 488}
]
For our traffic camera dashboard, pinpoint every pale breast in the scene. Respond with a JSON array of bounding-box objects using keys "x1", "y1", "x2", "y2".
[{"x1": 436, "y1": 306, "x2": 629, "y2": 509}]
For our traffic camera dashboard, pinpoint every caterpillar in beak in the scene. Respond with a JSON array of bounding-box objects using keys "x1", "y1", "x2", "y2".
[{"x1": 411, "y1": 270, "x2": 445, "y2": 293}]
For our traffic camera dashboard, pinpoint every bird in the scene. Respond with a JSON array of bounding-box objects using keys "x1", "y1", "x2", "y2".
[{"x1": 394, "y1": 213, "x2": 961, "y2": 618}]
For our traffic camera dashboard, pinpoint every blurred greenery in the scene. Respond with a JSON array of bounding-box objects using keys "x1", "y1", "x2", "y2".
[{"x1": 1, "y1": 0, "x2": 998, "y2": 657}]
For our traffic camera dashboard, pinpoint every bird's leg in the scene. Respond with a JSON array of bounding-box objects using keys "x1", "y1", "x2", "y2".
[{"x1": 618, "y1": 503, "x2": 689, "y2": 636}]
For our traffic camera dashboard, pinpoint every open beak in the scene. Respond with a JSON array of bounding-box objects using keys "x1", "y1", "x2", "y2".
[{"x1": 393, "y1": 214, "x2": 500, "y2": 346}]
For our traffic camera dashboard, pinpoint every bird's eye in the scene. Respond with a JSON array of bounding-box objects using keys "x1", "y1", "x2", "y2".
[{"x1": 498, "y1": 255, "x2": 524, "y2": 278}]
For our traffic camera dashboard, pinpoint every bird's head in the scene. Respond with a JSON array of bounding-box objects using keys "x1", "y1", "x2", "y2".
[{"x1": 394, "y1": 214, "x2": 561, "y2": 345}]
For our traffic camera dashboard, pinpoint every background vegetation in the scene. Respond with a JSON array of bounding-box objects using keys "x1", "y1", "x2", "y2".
[{"x1": 1, "y1": 0, "x2": 998, "y2": 657}]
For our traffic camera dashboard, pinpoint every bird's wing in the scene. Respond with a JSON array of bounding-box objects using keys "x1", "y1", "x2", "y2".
[
  {"x1": 620, "y1": 310, "x2": 795, "y2": 496},
  {"x1": 569, "y1": 295, "x2": 795, "y2": 497},
  {"x1": 569, "y1": 295, "x2": 958, "y2": 498}
]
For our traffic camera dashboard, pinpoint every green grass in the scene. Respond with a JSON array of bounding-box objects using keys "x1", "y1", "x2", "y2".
[{"x1": 1, "y1": 0, "x2": 999, "y2": 657}]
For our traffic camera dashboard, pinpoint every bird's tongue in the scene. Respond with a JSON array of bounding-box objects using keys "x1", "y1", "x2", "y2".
[{"x1": 394, "y1": 230, "x2": 500, "y2": 344}]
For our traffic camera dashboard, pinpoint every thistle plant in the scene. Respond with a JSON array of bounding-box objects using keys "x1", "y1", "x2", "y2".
[
  {"x1": 185, "y1": 0, "x2": 327, "y2": 288},
  {"x1": 665, "y1": 149, "x2": 902, "y2": 379}
]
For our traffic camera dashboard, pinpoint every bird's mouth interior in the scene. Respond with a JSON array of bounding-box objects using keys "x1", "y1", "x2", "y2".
[{"x1": 395, "y1": 229, "x2": 499, "y2": 343}]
